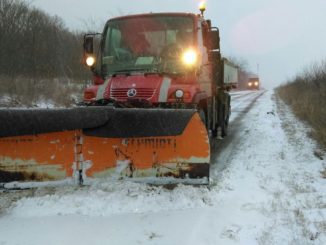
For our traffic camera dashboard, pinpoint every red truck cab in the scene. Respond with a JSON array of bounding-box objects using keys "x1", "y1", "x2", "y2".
[{"x1": 84, "y1": 13, "x2": 216, "y2": 107}]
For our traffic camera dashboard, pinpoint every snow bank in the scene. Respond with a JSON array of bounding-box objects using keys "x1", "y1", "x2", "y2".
[{"x1": 9, "y1": 181, "x2": 216, "y2": 217}]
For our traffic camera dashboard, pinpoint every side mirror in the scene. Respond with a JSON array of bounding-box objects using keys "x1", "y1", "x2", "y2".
[
  {"x1": 84, "y1": 35, "x2": 94, "y2": 54},
  {"x1": 208, "y1": 30, "x2": 220, "y2": 50},
  {"x1": 83, "y1": 35, "x2": 95, "y2": 67}
]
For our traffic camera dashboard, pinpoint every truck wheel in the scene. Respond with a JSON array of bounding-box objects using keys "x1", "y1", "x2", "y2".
[
  {"x1": 199, "y1": 109, "x2": 207, "y2": 129},
  {"x1": 221, "y1": 105, "x2": 228, "y2": 137},
  {"x1": 212, "y1": 126, "x2": 218, "y2": 138}
]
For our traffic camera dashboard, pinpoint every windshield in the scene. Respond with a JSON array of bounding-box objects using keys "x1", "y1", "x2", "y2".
[{"x1": 100, "y1": 15, "x2": 194, "y2": 75}]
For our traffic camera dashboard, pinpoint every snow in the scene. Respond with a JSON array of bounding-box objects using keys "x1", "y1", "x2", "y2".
[
  {"x1": 34, "y1": 100, "x2": 56, "y2": 108},
  {"x1": 0, "y1": 90, "x2": 325, "y2": 244}
]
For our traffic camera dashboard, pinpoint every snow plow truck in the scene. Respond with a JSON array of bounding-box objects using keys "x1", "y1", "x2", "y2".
[{"x1": 0, "y1": 7, "x2": 234, "y2": 186}]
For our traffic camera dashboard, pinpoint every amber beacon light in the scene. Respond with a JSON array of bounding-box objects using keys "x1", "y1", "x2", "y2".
[{"x1": 199, "y1": 1, "x2": 206, "y2": 16}]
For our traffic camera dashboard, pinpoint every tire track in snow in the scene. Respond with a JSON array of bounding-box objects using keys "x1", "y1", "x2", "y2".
[{"x1": 210, "y1": 90, "x2": 266, "y2": 179}]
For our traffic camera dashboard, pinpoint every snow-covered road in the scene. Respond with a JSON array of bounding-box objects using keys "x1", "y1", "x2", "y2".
[{"x1": 1, "y1": 90, "x2": 325, "y2": 245}]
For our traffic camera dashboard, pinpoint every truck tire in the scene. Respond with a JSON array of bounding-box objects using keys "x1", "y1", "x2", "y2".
[
  {"x1": 221, "y1": 106, "x2": 227, "y2": 137},
  {"x1": 211, "y1": 126, "x2": 218, "y2": 138},
  {"x1": 221, "y1": 94, "x2": 231, "y2": 137},
  {"x1": 199, "y1": 109, "x2": 207, "y2": 129},
  {"x1": 219, "y1": 104, "x2": 228, "y2": 138}
]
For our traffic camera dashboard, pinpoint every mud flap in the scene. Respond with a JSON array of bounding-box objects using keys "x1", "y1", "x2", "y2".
[{"x1": 0, "y1": 108, "x2": 210, "y2": 184}]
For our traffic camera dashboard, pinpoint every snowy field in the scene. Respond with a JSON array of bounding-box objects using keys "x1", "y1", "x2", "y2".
[{"x1": 0, "y1": 90, "x2": 325, "y2": 244}]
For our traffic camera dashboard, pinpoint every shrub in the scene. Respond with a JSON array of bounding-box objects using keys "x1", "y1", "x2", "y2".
[{"x1": 276, "y1": 60, "x2": 326, "y2": 149}]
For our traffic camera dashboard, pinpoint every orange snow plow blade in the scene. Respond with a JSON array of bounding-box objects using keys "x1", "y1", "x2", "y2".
[{"x1": 0, "y1": 108, "x2": 210, "y2": 185}]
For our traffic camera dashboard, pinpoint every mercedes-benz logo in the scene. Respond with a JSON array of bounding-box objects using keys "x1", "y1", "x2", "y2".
[{"x1": 127, "y1": 88, "x2": 137, "y2": 97}]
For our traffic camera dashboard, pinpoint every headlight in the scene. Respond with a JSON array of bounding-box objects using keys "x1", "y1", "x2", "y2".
[
  {"x1": 182, "y1": 49, "x2": 197, "y2": 66},
  {"x1": 86, "y1": 56, "x2": 95, "y2": 67},
  {"x1": 175, "y1": 89, "x2": 184, "y2": 98},
  {"x1": 248, "y1": 82, "x2": 252, "y2": 86},
  {"x1": 254, "y1": 82, "x2": 259, "y2": 86}
]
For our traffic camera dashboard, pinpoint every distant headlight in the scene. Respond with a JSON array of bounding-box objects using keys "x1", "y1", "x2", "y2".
[
  {"x1": 248, "y1": 82, "x2": 252, "y2": 86},
  {"x1": 182, "y1": 49, "x2": 197, "y2": 66},
  {"x1": 86, "y1": 56, "x2": 95, "y2": 67},
  {"x1": 175, "y1": 89, "x2": 184, "y2": 98},
  {"x1": 254, "y1": 82, "x2": 259, "y2": 86}
]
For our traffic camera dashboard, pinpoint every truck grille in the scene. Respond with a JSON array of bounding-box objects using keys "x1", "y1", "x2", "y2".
[{"x1": 110, "y1": 88, "x2": 156, "y2": 100}]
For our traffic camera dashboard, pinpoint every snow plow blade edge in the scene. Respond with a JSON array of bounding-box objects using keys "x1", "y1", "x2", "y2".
[{"x1": 0, "y1": 108, "x2": 210, "y2": 184}]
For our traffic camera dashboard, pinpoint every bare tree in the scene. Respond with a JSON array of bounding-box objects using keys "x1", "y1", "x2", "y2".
[{"x1": 0, "y1": 0, "x2": 90, "y2": 106}]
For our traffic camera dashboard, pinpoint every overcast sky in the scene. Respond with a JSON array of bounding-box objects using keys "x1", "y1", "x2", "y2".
[{"x1": 32, "y1": 0, "x2": 326, "y2": 89}]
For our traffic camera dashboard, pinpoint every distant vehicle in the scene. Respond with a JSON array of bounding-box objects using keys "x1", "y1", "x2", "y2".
[
  {"x1": 222, "y1": 58, "x2": 239, "y2": 90},
  {"x1": 247, "y1": 77, "x2": 260, "y2": 90}
]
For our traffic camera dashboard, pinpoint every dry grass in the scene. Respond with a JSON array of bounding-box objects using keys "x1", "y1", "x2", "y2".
[
  {"x1": 276, "y1": 60, "x2": 326, "y2": 150},
  {"x1": 0, "y1": 76, "x2": 85, "y2": 107}
]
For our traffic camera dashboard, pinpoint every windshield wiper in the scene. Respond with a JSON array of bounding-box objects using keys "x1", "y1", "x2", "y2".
[
  {"x1": 111, "y1": 67, "x2": 184, "y2": 77},
  {"x1": 157, "y1": 68, "x2": 185, "y2": 77},
  {"x1": 111, "y1": 68, "x2": 150, "y2": 76}
]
